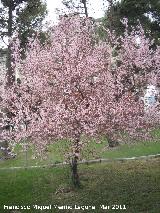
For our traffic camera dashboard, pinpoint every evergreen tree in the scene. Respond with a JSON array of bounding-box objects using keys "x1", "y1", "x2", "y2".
[
  {"x1": 58, "y1": 0, "x2": 89, "y2": 17},
  {"x1": 100, "y1": 0, "x2": 160, "y2": 45}
]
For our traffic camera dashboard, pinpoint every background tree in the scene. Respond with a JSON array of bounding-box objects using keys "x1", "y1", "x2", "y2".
[
  {"x1": 57, "y1": 0, "x2": 89, "y2": 17},
  {"x1": 0, "y1": 0, "x2": 47, "y2": 85},
  {"x1": 1, "y1": 15, "x2": 159, "y2": 187},
  {"x1": 99, "y1": 0, "x2": 160, "y2": 44},
  {"x1": 16, "y1": 0, "x2": 48, "y2": 57}
]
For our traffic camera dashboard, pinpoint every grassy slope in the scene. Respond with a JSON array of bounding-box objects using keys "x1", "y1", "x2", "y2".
[
  {"x1": 0, "y1": 139, "x2": 160, "y2": 168},
  {"x1": 0, "y1": 158, "x2": 159, "y2": 213}
]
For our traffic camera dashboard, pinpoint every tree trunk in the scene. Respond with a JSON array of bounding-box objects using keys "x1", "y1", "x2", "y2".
[
  {"x1": 82, "y1": 0, "x2": 88, "y2": 17},
  {"x1": 70, "y1": 131, "x2": 81, "y2": 187},
  {"x1": 106, "y1": 133, "x2": 119, "y2": 147},
  {"x1": 107, "y1": 137, "x2": 119, "y2": 147},
  {"x1": 3, "y1": 1, "x2": 14, "y2": 155},
  {"x1": 6, "y1": 0, "x2": 14, "y2": 86},
  {"x1": 108, "y1": 0, "x2": 113, "y2": 34},
  {"x1": 70, "y1": 155, "x2": 80, "y2": 187}
]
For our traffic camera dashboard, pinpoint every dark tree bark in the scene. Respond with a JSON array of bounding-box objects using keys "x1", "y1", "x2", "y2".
[
  {"x1": 82, "y1": 0, "x2": 88, "y2": 17},
  {"x1": 70, "y1": 132, "x2": 81, "y2": 187},
  {"x1": 107, "y1": 137, "x2": 119, "y2": 147},
  {"x1": 6, "y1": 0, "x2": 15, "y2": 86},
  {"x1": 70, "y1": 155, "x2": 80, "y2": 187}
]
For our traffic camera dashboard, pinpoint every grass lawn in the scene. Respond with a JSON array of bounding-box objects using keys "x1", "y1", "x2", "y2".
[
  {"x1": 0, "y1": 158, "x2": 159, "y2": 213},
  {"x1": 0, "y1": 139, "x2": 160, "y2": 168}
]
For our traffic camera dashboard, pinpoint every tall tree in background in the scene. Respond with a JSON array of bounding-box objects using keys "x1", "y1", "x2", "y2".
[
  {"x1": 16, "y1": 0, "x2": 48, "y2": 57},
  {"x1": 0, "y1": 0, "x2": 47, "y2": 85},
  {"x1": 60, "y1": 0, "x2": 89, "y2": 17},
  {"x1": 100, "y1": 0, "x2": 160, "y2": 44}
]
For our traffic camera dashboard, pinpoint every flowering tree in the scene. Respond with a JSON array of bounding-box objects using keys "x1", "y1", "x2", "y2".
[
  {"x1": 1, "y1": 15, "x2": 160, "y2": 186},
  {"x1": 98, "y1": 18, "x2": 160, "y2": 144}
]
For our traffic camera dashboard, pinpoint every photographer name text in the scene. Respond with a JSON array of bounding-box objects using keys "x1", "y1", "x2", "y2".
[{"x1": 4, "y1": 204, "x2": 126, "y2": 211}]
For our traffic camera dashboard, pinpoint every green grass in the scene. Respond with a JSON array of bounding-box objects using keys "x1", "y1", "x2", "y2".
[
  {"x1": 0, "y1": 139, "x2": 160, "y2": 168},
  {"x1": 101, "y1": 141, "x2": 160, "y2": 159},
  {"x1": 0, "y1": 158, "x2": 159, "y2": 212}
]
